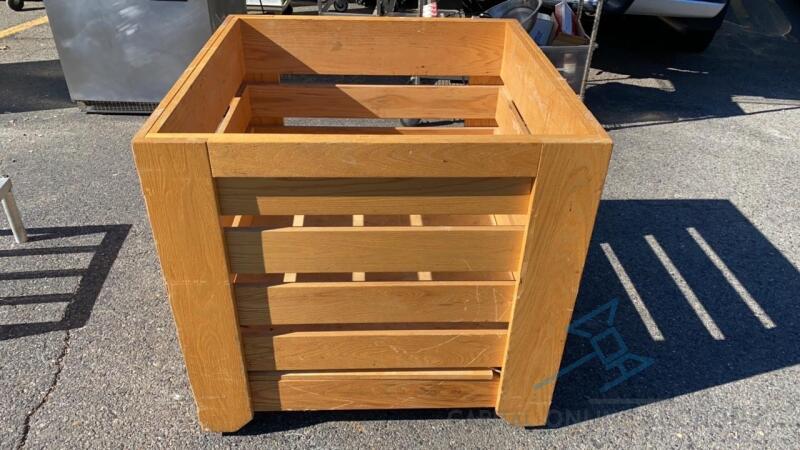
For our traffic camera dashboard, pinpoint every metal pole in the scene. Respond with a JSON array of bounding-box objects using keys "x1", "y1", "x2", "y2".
[
  {"x1": 0, "y1": 178, "x2": 27, "y2": 244},
  {"x1": 579, "y1": 0, "x2": 604, "y2": 99}
]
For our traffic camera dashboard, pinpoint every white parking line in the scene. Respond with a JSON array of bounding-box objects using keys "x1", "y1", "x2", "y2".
[
  {"x1": 687, "y1": 227, "x2": 776, "y2": 329},
  {"x1": 645, "y1": 234, "x2": 726, "y2": 340}
]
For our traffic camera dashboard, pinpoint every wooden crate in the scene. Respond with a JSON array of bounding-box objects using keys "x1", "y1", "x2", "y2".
[{"x1": 132, "y1": 15, "x2": 612, "y2": 432}]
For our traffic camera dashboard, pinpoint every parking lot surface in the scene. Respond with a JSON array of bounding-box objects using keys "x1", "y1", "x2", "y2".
[{"x1": 1, "y1": 1, "x2": 799, "y2": 447}]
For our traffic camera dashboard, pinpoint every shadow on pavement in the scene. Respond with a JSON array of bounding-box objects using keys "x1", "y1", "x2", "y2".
[
  {"x1": 0, "y1": 59, "x2": 73, "y2": 114},
  {"x1": 232, "y1": 199, "x2": 800, "y2": 434},
  {"x1": 585, "y1": 0, "x2": 800, "y2": 130},
  {"x1": 0, "y1": 225, "x2": 130, "y2": 340}
]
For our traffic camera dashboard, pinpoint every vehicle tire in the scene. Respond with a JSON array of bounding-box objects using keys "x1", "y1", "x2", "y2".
[
  {"x1": 661, "y1": 3, "x2": 729, "y2": 52},
  {"x1": 8, "y1": 0, "x2": 25, "y2": 11},
  {"x1": 334, "y1": 0, "x2": 348, "y2": 12}
]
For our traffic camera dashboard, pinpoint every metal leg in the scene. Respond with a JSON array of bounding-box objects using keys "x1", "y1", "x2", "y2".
[
  {"x1": 579, "y1": 0, "x2": 605, "y2": 99},
  {"x1": 0, "y1": 178, "x2": 27, "y2": 244}
]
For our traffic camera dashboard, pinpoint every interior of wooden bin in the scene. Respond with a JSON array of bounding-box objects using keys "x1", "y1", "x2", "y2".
[
  {"x1": 152, "y1": 16, "x2": 603, "y2": 137},
  {"x1": 147, "y1": 16, "x2": 605, "y2": 411}
]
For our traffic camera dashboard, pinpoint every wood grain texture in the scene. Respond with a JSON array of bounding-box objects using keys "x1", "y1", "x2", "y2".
[
  {"x1": 235, "y1": 281, "x2": 515, "y2": 325},
  {"x1": 261, "y1": 369, "x2": 495, "y2": 381},
  {"x1": 207, "y1": 134, "x2": 543, "y2": 178},
  {"x1": 495, "y1": 87, "x2": 529, "y2": 135},
  {"x1": 225, "y1": 226, "x2": 524, "y2": 273},
  {"x1": 250, "y1": 374, "x2": 499, "y2": 410},
  {"x1": 241, "y1": 16, "x2": 506, "y2": 77},
  {"x1": 248, "y1": 84, "x2": 498, "y2": 119},
  {"x1": 136, "y1": 17, "x2": 235, "y2": 139},
  {"x1": 249, "y1": 126, "x2": 496, "y2": 135},
  {"x1": 500, "y1": 23, "x2": 605, "y2": 136},
  {"x1": 246, "y1": 72, "x2": 283, "y2": 126},
  {"x1": 495, "y1": 140, "x2": 612, "y2": 426},
  {"x1": 131, "y1": 139, "x2": 252, "y2": 432},
  {"x1": 155, "y1": 19, "x2": 245, "y2": 133},
  {"x1": 242, "y1": 329, "x2": 507, "y2": 370},
  {"x1": 216, "y1": 177, "x2": 532, "y2": 215},
  {"x1": 216, "y1": 88, "x2": 252, "y2": 133},
  {"x1": 465, "y1": 76, "x2": 502, "y2": 127}
]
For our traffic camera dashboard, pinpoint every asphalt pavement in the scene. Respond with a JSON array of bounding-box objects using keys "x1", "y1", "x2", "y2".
[{"x1": 1, "y1": 0, "x2": 799, "y2": 448}]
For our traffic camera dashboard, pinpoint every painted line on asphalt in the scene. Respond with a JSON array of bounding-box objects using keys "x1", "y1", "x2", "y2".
[{"x1": 0, "y1": 15, "x2": 49, "y2": 40}]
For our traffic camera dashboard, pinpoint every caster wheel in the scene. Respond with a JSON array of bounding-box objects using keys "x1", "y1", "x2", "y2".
[
  {"x1": 8, "y1": 0, "x2": 25, "y2": 11},
  {"x1": 334, "y1": 0, "x2": 348, "y2": 12}
]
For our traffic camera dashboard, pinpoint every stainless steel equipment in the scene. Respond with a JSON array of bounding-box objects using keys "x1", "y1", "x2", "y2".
[{"x1": 43, "y1": 0, "x2": 245, "y2": 113}]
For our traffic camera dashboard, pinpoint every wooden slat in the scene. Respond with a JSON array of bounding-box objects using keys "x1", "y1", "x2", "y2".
[
  {"x1": 216, "y1": 88, "x2": 252, "y2": 133},
  {"x1": 242, "y1": 329, "x2": 507, "y2": 370},
  {"x1": 207, "y1": 134, "x2": 543, "y2": 178},
  {"x1": 241, "y1": 16, "x2": 506, "y2": 77},
  {"x1": 465, "y1": 75, "x2": 502, "y2": 127},
  {"x1": 496, "y1": 140, "x2": 613, "y2": 426},
  {"x1": 249, "y1": 84, "x2": 498, "y2": 120},
  {"x1": 235, "y1": 280, "x2": 515, "y2": 325},
  {"x1": 249, "y1": 72, "x2": 283, "y2": 126},
  {"x1": 226, "y1": 226, "x2": 524, "y2": 273},
  {"x1": 131, "y1": 139, "x2": 251, "y2": 432},
  {"x1": 216, "y1": 177, "x2": 532, "y2": 215},
  {"x1": 265, "y1": 369, "x2": 496, "y2": 381},
  {"x1": 155, "y1": 19, "x2": 245, "y2": 133},
  {"x1": 282, "y1": 215, "x2": 304, "y2": 283},
  {"x1": 249, "y1": 126, "x2": 497, "y2": 135},
  {"x1": 250, "y1": 374, "x2": 499, "y2": 410}
]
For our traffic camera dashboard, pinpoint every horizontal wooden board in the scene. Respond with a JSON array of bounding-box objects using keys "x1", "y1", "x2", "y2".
[
  {"x1": 235, "y1": 281, "x2": 515, "y2": 325},
  {"x1": 242, "y1": 329, "x2": 507, "y2": 370},
  {"x1": 256, "y1": 369, "x2": 496, "y2": 381},
  {"x1": 249, "y1": 126, "x2": 496, "y2": 135},
  {"x1": 225, "y1": 226, "x2": 524, "y2": 273},
  {"x1": 207, "y1": 135, "x2": 543, "y2": 178},
  {"x1": 250, "y1": 374, "x2": 499, "y2": 410},
  {"x1": 248, "y1": 84, "x2": 498, "y2": 120},
  {"x1": 241, "y1": 16, "x2": 506, "y2": 77},
  {"x1": 216, "y1": 177, "x2": 532, "y2": 215}
]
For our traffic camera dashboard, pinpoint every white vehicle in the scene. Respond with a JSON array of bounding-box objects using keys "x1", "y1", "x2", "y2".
[
  {"x1": 606, "y1": 0, "x2": 729, "y2": 51},
  {"x1": 246, "y1": 0, "x2": 293, "y2": 15}
]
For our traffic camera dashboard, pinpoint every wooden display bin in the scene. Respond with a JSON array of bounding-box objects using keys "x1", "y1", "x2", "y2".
[{"x1": 132, "y1": 15, "x2": 612, "y2": 432}]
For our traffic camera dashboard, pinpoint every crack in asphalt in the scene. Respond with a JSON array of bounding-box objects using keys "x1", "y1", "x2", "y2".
[{"x1": 15, "y1": 330, "x2": 71, "y2": 450}]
